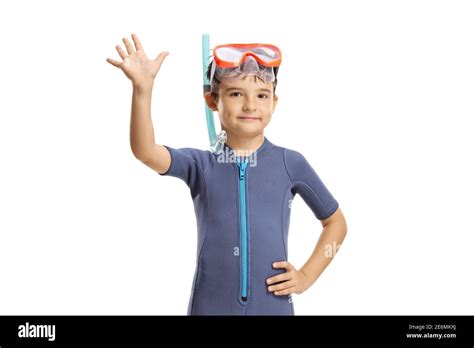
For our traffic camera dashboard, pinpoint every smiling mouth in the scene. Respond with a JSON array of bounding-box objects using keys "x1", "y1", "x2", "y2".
[{"x1": 238, "y1": 116, "x2": 261, "y2": 120}]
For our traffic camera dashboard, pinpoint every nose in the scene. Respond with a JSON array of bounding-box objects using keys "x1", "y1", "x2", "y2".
[{"x1": 243, "y1": 96, "x2": 257, "y2": 112}]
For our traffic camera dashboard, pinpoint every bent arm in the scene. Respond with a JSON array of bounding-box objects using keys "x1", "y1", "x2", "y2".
[{"x1": 300, "y1": 207, "x2": 347, "y2": 286}]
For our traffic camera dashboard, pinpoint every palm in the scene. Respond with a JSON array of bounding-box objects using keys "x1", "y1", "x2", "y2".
[
  {"x1": 107, "y1": 33, "x2": 169, "y2": 86},
  {"x1": 122, "y1": 49, "x2": 160, "y2": 84}
]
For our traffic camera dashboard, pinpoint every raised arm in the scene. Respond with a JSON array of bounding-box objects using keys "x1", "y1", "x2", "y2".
[{"x1": 107, "y1": 33, "x2": 171, "y2": 174}]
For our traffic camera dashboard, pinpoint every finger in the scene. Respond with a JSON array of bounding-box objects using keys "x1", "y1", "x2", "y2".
[
  {"x1": 273, "y1": 261, "x2": 294, "y2": 272},
  {"x1": 131, "y1": 33, "x2": 143, "y2": 51},
  {"x1": 274, "y1": 287, "x2": 296, "y2": 296},
  {"x1": 122, "y1": 37, "x2": 135, "y2": 55},
  {"x1": 154, "y1": 51, "x2": 169, "y2": 63},
  {"x1": 115, "y1": 45, "x2": 128, "y2": 60},
  {"x1": 266, "y1": 272, "x2": 292, "y2": 285},
  {"x1": 268, "y1": 280, "x2": 294, "y2": 293},
  {"x1": 106, "y1": 58, "x2": 122, "y2": 68}
]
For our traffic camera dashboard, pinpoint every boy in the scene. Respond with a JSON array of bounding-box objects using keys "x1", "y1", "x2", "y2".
[{"x1": 107, "y1": 33, "x2": 347, "y2": 315}]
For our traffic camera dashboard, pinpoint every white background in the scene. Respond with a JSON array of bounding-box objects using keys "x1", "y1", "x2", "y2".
[{"x1": 0, "y1": 0, "x2": 473, "y2": 315}]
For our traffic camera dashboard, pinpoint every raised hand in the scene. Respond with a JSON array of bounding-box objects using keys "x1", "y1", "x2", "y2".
[{"x1": 106, "y1": 33, "x2": 169, "y2": 87}]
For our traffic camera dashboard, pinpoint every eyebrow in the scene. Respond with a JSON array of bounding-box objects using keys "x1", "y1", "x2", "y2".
[{"x1": 223, "y1": 87, "x2": 272, "y2": 93}]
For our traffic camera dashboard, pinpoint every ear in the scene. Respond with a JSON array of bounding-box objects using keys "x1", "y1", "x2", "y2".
[
  {"x1": 204, "y1": 91, "x2": 218, "y2": 111},
  {"x1": 272, "y1": 94, "x2": 279, "y2": 113}
]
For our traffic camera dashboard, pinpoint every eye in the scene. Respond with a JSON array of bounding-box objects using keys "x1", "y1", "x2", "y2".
[
  {"x1": 230, "y1": 92, "x2": 242, "y2": 97},
  {"x1": 259, "y1": 94, "x2": 269, "y2": 99}
]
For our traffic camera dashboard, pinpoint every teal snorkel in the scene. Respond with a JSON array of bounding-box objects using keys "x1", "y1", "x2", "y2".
[{"x1": 202, "y1": 33, "x2": 227, "y2": 154}]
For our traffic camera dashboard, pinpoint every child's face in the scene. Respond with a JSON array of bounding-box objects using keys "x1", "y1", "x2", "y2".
[{"x1": 205, "y1": 75, "x2": 278, "y2": 138}]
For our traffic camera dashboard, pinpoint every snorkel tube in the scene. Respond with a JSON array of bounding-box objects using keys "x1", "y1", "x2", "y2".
[{"x1": 202, "y1": 33, "x2": 227, "y2": 154}]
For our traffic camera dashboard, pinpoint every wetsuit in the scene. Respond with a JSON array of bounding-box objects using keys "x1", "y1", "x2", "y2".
[{"x1": 159, "y1": 137, "x2": 339, "y2": 315}]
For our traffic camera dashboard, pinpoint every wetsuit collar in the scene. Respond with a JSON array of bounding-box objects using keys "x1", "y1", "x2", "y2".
[{"x1": 221, "y1": 136, "x2": 273, "y2": 160}]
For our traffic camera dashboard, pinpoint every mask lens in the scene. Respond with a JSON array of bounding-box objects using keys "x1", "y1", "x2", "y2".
[
  {"x1": 250, "y1": 47, "x2": 279, "y2": 62},
  {"x1": 215, "y1": 45, "x2": 280, "y2": 65},
  {"x1": 215, "y1": 47, "x2": 243, "y2": 64}
]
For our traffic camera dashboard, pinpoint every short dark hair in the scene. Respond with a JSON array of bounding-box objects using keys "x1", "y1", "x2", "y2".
[{"x1": 205, "y1": 61, "x2": 279, "y2": 102}]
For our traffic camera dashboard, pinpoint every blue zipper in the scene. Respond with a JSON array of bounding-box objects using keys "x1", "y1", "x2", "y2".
[{"x1": 237, "y1": 158, "x2": 249, "y2": 302}]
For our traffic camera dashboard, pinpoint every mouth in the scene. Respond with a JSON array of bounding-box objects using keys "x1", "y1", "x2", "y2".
[{"x1": 237, "y1": 115, "x2": 261, "y2": 121}]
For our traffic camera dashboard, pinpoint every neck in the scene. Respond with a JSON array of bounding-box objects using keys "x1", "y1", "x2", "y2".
[{"x1": 225, "y1": 132, "x2": 265, "y2": 156}]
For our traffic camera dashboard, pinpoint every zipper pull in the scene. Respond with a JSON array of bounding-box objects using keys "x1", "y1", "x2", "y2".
[{"x1": 238, "y1": 160, "x2": 248, "y2": 180}]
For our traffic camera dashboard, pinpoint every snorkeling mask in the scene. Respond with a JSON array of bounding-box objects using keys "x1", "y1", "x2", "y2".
[
  {"x1": 202, "y1": 34, "x2": 282, "y2": 154},
  {"x1": 211, "y1": 43, "x2": 282, "y2": 84}
]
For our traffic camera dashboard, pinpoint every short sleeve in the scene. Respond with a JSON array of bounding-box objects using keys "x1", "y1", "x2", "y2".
[
  {"x1": 284, "y1": 149, "x2": 339, "y2": 220},
  {"x1": 159, "y1": 145, "x2": 209, "y2": 198}
]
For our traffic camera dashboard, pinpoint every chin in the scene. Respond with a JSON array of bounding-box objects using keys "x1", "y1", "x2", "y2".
[{"x1": 235, "y1": 126, "x2": 264, "y2": 137}]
